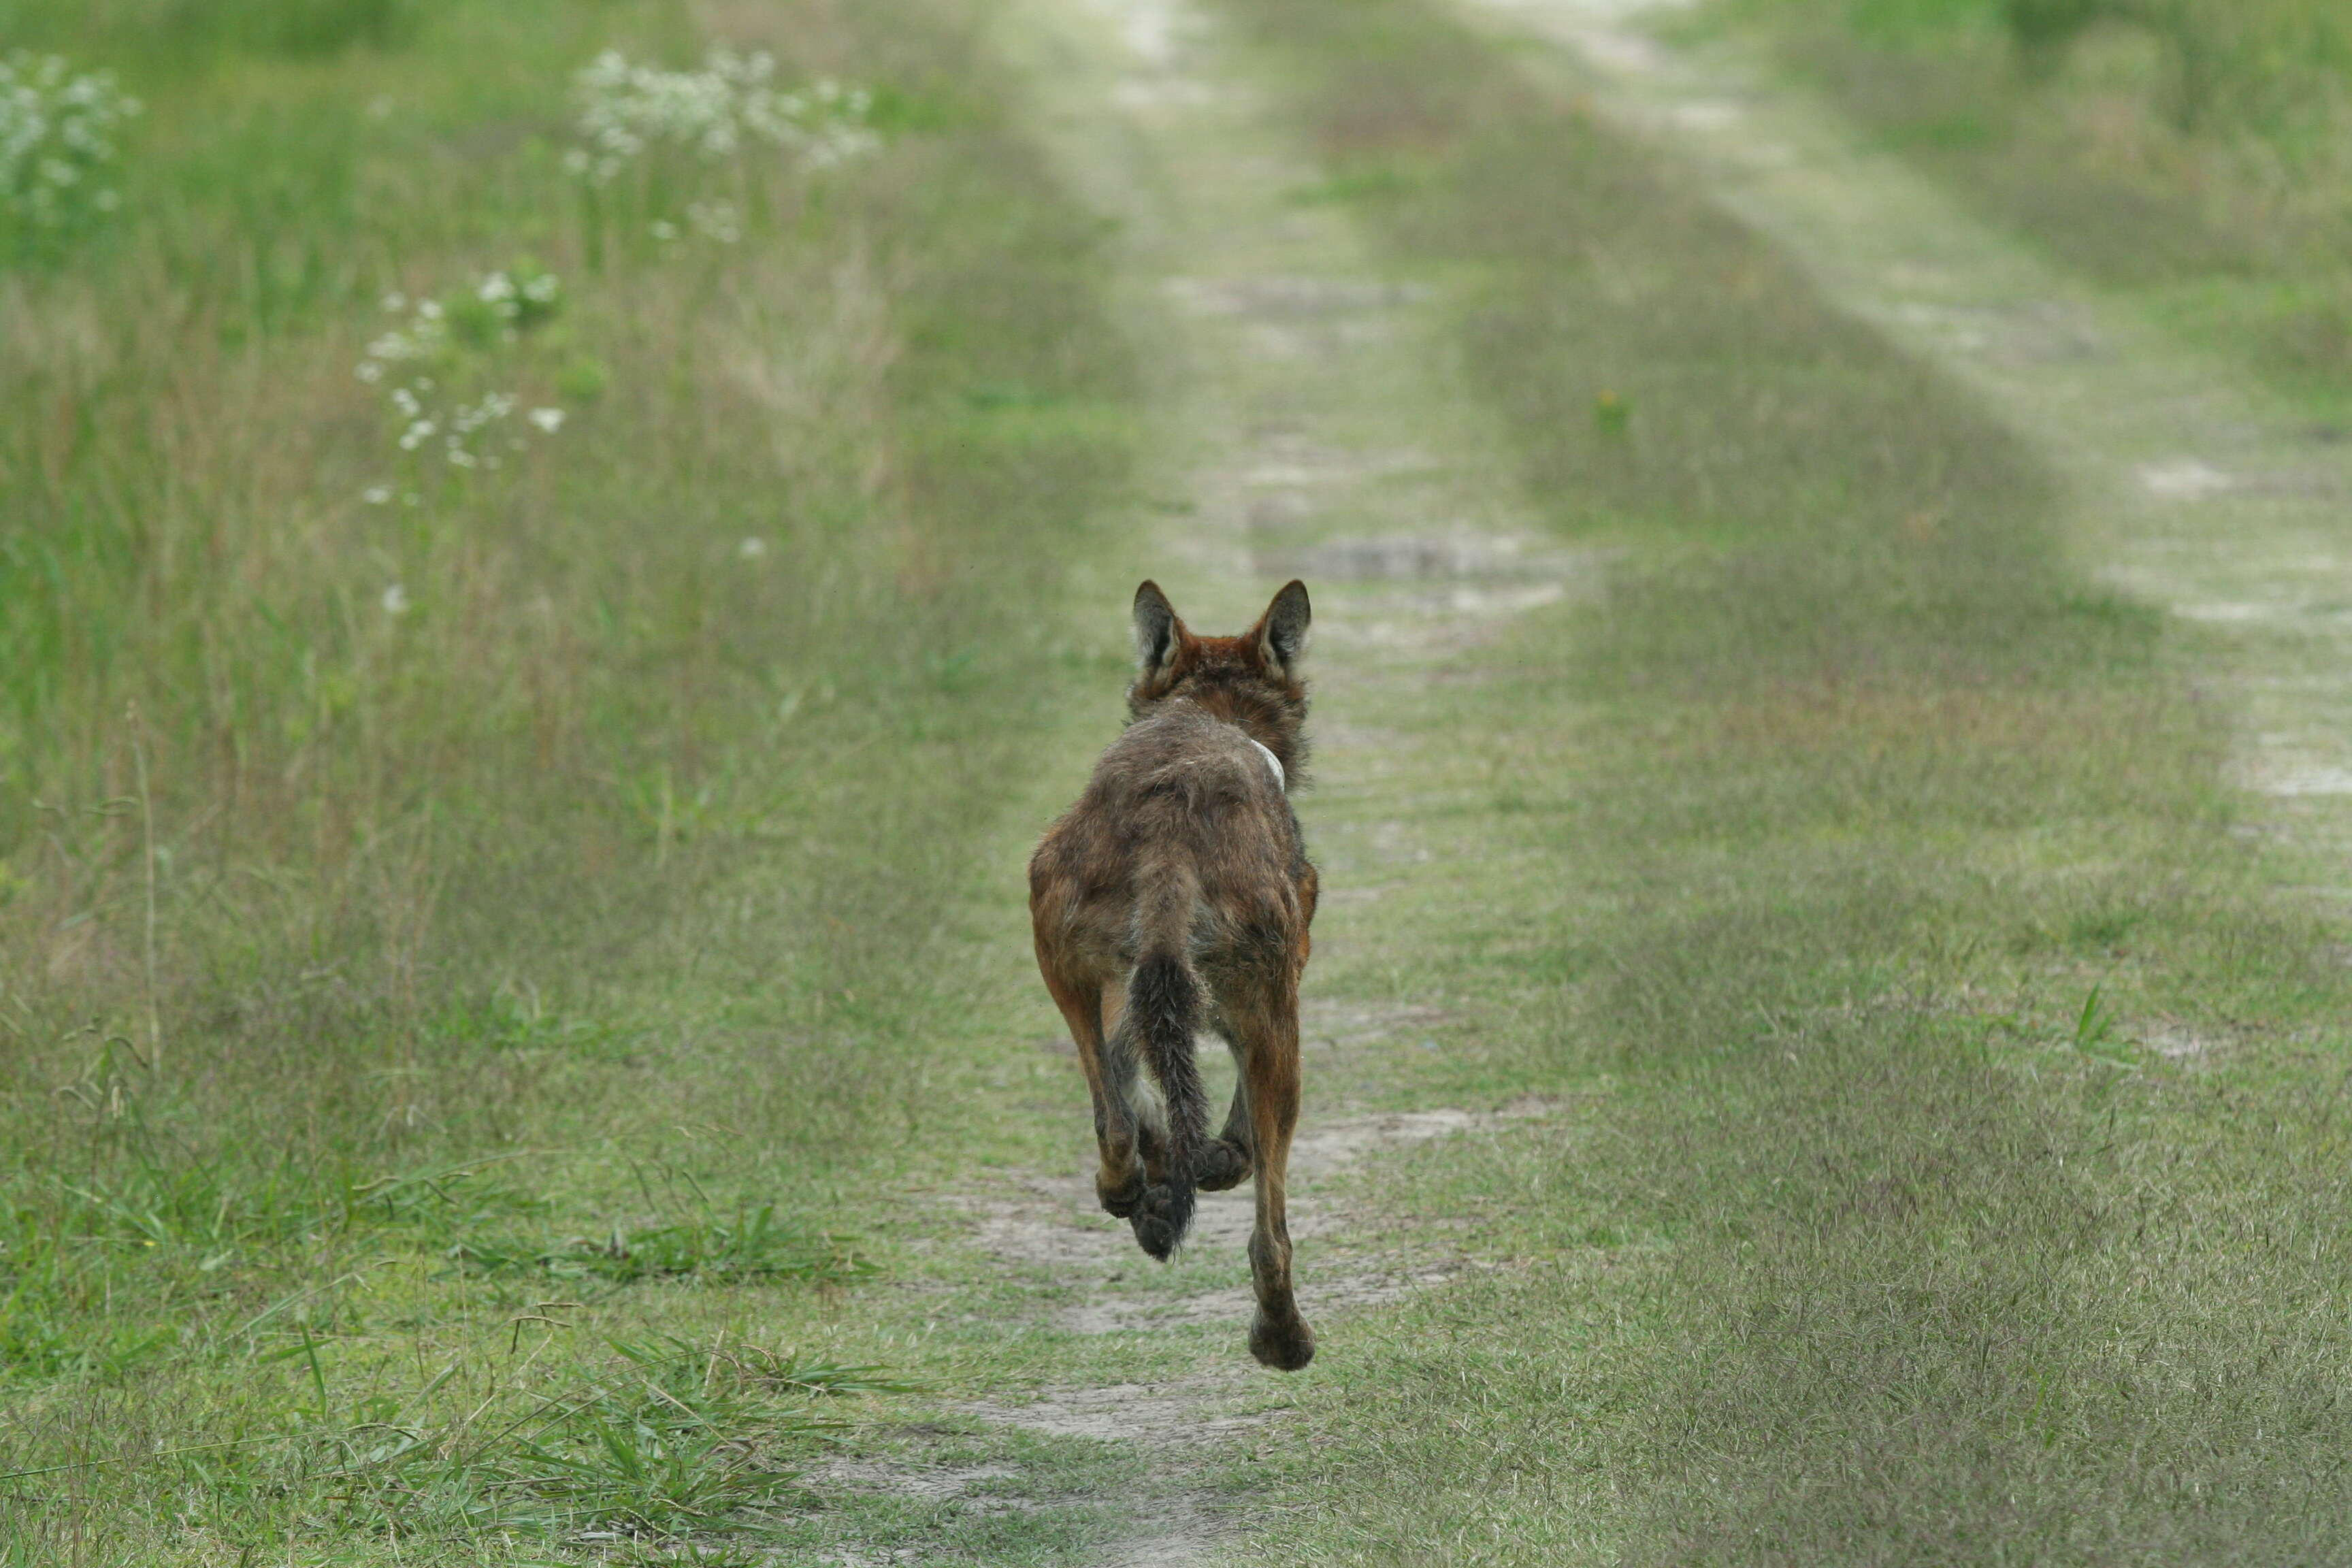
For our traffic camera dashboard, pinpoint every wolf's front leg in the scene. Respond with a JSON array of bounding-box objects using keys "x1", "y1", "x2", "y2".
[{"x1": 1197, "y1": 1067, "x2": 1254, "y2": 1192}]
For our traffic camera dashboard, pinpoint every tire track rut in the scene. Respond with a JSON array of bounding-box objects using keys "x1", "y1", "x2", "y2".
[{"x1": 1465, "y1": 0, "x2": 2352, "y2": 877}]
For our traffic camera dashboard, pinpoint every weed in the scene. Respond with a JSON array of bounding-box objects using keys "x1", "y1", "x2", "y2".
[
  {"x1": 451, "y1": 1200, "x2": 872, "y2": 1288},
  {"x1": 569, "y1": 48, "x2": 878, "y2": 185},
  {"x1": 161, "y1": 1334, "x2": 877, "y2": 1541},
  {"x1": 566, "y1": 46, "x2": 879, "y2": 264},
  {"x1": 0, "y1": 51, "x2": 139, "y2": 255},
  {"x1": 2068, "y1": 977, "x2": 2138, "y2": 1065}
]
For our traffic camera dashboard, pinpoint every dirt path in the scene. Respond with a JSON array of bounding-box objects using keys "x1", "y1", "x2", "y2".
[
  {"x1": 811, "y1": 4, "x2": 2352, "y2": 1561},
  {"x1": 1460, "y1": 0, "x2": 2352, "y2": 876},
  {"x1": 855, "y1": 0, "x2": 1590, "y2": 1558},
  {"x1": 834, "y1": 0, "x2": 2352, "y2": 1557}
]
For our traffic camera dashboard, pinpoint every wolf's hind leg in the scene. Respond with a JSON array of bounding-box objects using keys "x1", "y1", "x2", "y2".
[{"x1": 1043, "y1": 968, "x2": 1145, "y2": 1218}]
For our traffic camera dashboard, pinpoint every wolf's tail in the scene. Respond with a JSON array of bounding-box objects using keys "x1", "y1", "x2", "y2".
[{"x1": 1124, "y1": 862, "x2": 1206, "y2": 1260}]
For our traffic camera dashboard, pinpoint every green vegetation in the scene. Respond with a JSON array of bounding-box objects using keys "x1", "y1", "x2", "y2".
[
  {"x1": 1212, "y1": 0, "x2": 2352, "y2": 1557},
  {"x1": 14, "y1": 0, "x2": 2352, "y2": 1558},
  {"x1": 1697, "y1": 0, "x2": 2352, "y2": 409},
  {"x1": 0, "y1": 0, "x2": 1139, "y2": 1558},
  {"x1": 0, "y1": 0, "x2": 425, "y2": 58}
]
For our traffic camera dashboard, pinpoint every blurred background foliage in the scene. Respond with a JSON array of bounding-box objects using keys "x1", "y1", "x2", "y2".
[{"x1": 1707, "y1": 0, "x2": 2352, "y2": 405}]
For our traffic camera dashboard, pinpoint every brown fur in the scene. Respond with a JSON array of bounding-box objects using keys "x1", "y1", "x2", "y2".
[{"x1": 1028, "y1": 579, "x2": 1319, "y2": 1371}]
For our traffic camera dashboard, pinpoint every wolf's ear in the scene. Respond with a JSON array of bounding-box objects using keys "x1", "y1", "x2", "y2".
[
  {"x1": 1256, "y1": 580, "x2": 1311, "y2": 679},
  {"x1": 1133, "y1": 580, "x2": 1184, "y2": 681}
]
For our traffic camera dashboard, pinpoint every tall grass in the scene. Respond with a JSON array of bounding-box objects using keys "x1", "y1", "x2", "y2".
[
  {"x1": 1, "y1": 0, "x2": 1127, "y2": 1145},
  {"x1": 1222, "y1": 0, "x2": 2352, "y2": 1557},
  {"x1": 0, "y1": 0, "x2": 1134, "y2": 1553}
]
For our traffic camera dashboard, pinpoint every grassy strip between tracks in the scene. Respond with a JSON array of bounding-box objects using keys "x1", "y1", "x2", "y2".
[
  {"x1": 1211, "y1": 0, "x2": 2352, "y2": 1561},
  {"x1": 0, "y1": 1, "x2": 1145, "y2": 1561}
]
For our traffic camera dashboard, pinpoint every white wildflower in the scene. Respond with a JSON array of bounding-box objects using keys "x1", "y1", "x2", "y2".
[
  {"x1": 569, "y1": 46, "x2": 879, "y2": 184},
  {"x1": 360, "y1": 277, "x2": 557, "y2": 473},
  {"x1": 362, "y1": 485, "x2": 393, "y2": 505},
  {"x1": 687, "y1": 199, "x2": 740, "y2": 243},
  {"x1": 380, "y1": 584, "x2": 410, "y2": 616},
  {"x1": 738, "y1": 537, "x2": 767, "y2": 559},
  {"x1": 0, "y1": 52, "x2": 140, "y2": 230},
  {"x1": 449, "y1": 391, "x2": 515, "y2": 434},
  {"x1": 466, "y1": 269, "x2": 559, "y2": 330},
  {"x1": 364, "y1": 298, "x2": 448, "y2": 368},
  {"x1": 412, "y1": 391, "x2": 523, "y2": 466}
]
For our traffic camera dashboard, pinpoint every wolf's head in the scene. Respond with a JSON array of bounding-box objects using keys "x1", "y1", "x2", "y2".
[{"x1": 1127, "y1": 579, "x2": 1311, "y2": 770}]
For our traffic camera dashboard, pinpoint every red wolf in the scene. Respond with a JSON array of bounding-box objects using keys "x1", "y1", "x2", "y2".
[{"x1": 1028, "y1": 579, "x2": 1319, "y2": 1371}]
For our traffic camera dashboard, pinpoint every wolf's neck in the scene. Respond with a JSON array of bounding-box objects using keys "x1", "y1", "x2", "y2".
[{"x1": 1173, "y1": 691, "x2": 1301, "y2": 768}]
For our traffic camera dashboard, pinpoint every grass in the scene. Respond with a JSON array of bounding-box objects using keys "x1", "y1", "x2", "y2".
[
  {"x1": 0, "y1": 0, "x2": 1144, "y2": 1558},
  {"x1": 1692, "y1": 0, "x2": 2352, "y2": 412},
  {"x1": 18, "y1": 0, "x2": 2352, "y2": 1558},
  {"x1": 1205, "y1": 0, "x2": 2352, "y2": 1557}
]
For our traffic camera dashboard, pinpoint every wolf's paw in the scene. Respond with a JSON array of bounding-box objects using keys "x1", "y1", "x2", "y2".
[
  {"x1": 1129, "y1": 1185, "x2": 1187, "y2": 1261},
  {"x1": 1196, "y1": 1138, "x2": 1252, "y2": 1192},
  {"x1": 1249, "y1": 1309, "x2": 1316, "y2": 1372},
  {"x1": 1097, "y1": 1169, "x2": 1145, "y2": 1219}
]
